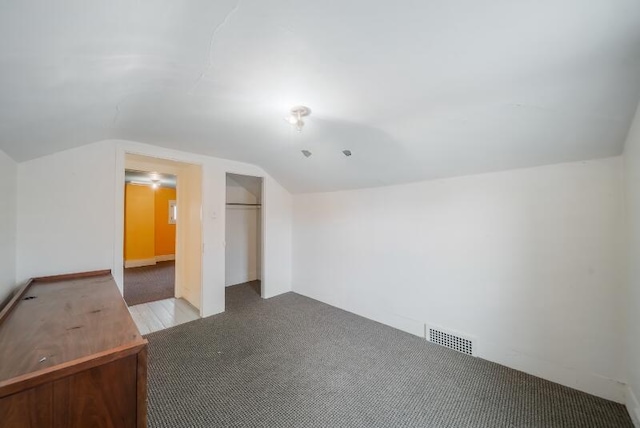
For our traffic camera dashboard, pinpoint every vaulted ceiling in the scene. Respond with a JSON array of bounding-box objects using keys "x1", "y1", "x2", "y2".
[{"x1": 1, "y1": 1, "x2": 640, "y2": 192}]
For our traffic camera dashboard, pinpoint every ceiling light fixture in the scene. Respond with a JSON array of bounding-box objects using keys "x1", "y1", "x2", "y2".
[
  {"x1": 287, "y1": 106, "x2": 311, "y2": 132},
  {"x1": 129, "y1": 179, "x2": 161, "y2": 189}
]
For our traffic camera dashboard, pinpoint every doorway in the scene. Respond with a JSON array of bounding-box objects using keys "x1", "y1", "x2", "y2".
[
  {"x1": 122, "y1": 153, "x2": 203, "y2": 334},
  {"x1": 123, "y1": 170, "x2": 177, "y2": 306},
  {"x1": 225, "y1": 173, "x2": 263, "y2": 304}
]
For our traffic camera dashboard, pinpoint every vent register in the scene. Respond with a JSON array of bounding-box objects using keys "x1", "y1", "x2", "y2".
[{"x1": 428, "y1": 327, "x2": 474, "y2": 356}]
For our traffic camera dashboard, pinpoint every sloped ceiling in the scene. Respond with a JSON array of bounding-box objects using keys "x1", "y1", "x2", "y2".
[
  {"x1": 1, "y1": 1, "x2": 640, "y2": 193},
  {"x1": 227, "y1": 173, "x2": 262, "y2": 201}
]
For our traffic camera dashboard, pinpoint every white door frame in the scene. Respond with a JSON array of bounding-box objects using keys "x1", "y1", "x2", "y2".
[{"x1": 114, "y1": 149, "x2": 204, "y2": 315}]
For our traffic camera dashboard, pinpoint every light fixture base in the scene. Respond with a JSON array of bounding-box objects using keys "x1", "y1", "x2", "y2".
[
  {"x1": 288, "y1": 105, "x2": 312, "y2": 132},
  {"x1": 290, "y1": 106, "x2": 311, "y2": 118}
]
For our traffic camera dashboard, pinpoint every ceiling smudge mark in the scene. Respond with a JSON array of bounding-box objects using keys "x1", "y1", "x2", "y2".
[
  {"x1": 110, "y1": 92, "x2": 145, "y2": 126},
  {"x1": 112, "y1": 103, "x2": 121, "y2": 125}
]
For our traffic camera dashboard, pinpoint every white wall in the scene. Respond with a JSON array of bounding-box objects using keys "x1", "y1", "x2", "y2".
[
  {"x1": 293, "y1": 157, "x2": 625, "y2": 402},
  {"x1": 262, "y1": 175, "x2": 292, "y2": 298},
  {"x1": 16, "y1": 141, "x2": 116, "y2": 282},
  {"x1": 623, "y1": 105, "x2": 640, "y2": 425},
  {"x1": 225, "y1": 176, "x2": 261, "y2": 287},
  {"x1": 0, "y1": 149, "x2": 17, "y2": 305},
  {"x1": 16, "y1": 139, "x2": 293, "y2": 318}
]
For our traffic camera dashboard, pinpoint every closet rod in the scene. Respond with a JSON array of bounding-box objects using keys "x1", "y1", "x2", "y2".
[{"x1": 226, "y1": 203, "x2": 262, "y2": 206}]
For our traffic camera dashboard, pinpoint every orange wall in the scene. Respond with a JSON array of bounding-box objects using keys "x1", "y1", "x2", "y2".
[
  {"x1": 124, "y1": 185, "x2": 176, "y2": 261},
  {"x1": 124, "y1": 184, "x2": 155, "y2": 261},
  {"x1": 154, "y1": 188, "x2": 176, "y2": 256}
]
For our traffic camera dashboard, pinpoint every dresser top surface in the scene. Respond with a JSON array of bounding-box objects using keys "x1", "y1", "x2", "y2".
[{"x1": 0, "y1": 273, "x2": 146, "y2": 384}]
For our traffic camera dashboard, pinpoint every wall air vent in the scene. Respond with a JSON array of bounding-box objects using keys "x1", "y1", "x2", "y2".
[{"x1": 427, "y1": 326, "x2": 474, "y2": 356}]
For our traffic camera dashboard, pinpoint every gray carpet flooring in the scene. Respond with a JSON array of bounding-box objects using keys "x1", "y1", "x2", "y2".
[
  {"x1": 124, "y1": 261, "x2": 175, "y2": 306},
  {"x1": 145, "y1": 283, "x2": 632, "y2": 427}
]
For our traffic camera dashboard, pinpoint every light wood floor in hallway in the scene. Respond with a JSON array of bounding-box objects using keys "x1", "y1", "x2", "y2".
[{"x1": 129, "y1": 298, "x2": 199, "y2": 335}]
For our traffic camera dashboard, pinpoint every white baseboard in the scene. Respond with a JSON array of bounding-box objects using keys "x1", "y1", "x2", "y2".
[
  {"x1": 628, "y1": 386, "x2": 640, "y2": 427},
  {"x1": 479, "y1": 342, "x2": 625, "y2": 403},
  {"x1": 225, "y1": 271, "x2": 260, "y2": 287},
  {"x1": 124, "y1": 258, "x2": 156, "y2": 268},
  {"x1": 124, "y1": 255, "x2": 175, "y2": 268},
  {"x1": 294, "y1": 288, "x2": 424, "y2": 337},
  {"x1": 293, "y1": 286, "x2": 625, "y2": 403}
]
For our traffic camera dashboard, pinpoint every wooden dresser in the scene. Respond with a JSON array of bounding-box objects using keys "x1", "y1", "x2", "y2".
[{"x1": 0, "y1": 270, "x2": 148, "y2": 428}]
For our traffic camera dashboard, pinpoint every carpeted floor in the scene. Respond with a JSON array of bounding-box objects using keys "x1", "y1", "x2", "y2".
[
  {"x1": 145, "y1": 283, "x2": 632, "y2": 427},
  {"x1": 124, "y1": 261, "x2": 175, "y2": 306}
]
